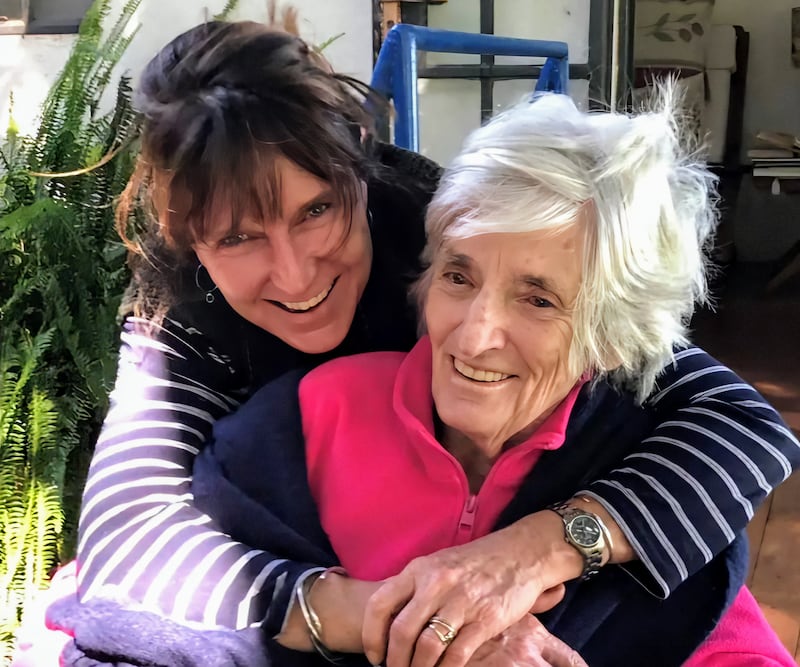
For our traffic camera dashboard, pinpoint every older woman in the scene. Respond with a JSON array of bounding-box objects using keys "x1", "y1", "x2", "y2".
[{"x1": 183, "y1": 89, "x2": 792, "y2": 667}]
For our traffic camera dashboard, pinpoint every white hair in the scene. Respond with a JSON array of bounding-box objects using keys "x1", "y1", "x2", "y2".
[{"x1": 414, "y1": 84, "x2": 719, "y2": 402}]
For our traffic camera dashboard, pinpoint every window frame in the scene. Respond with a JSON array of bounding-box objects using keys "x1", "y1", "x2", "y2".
[{"x1": 0, "y1": 0, "x2": 93, "y2": 35}]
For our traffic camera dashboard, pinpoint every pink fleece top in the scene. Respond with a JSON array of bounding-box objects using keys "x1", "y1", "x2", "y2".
[{"x1": 300, "y1": 336, "x2": 583, "y2": 581}]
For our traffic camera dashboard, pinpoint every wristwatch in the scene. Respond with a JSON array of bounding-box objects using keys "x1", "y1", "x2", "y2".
[{"x1": 548, "y1": 502, "x2": 608, "y2": 580}]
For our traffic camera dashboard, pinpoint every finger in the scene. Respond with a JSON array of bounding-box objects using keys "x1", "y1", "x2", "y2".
[
  {"x1": 523, "y1": 651, "x2": 559, "y2": 667},
  {"x1": 529, "y1": 584, "x2": 566, "y2": 614},
  {"x1": 407, "y1": 620, "x2": 451, "y2": 667},
  {"x1": 436, "y1": 622, "x2": 489, "y2": 667},
  {"x1": 385, "y1": 596, "x2": 447, "y2": 667},
  {"x1": 409, "y1": 607, "x2": 468, "y2": 667},
  {"x1": 539, "y1": 634, "x2": 588, "y2": 667},
  {"x1": 363, "y1": 576, "x2": 415, "y2": 666}
]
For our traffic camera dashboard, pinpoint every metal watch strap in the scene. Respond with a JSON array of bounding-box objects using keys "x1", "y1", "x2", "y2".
[{"x1": 548, "y1": 501, "x2": 605, "y2": 580}]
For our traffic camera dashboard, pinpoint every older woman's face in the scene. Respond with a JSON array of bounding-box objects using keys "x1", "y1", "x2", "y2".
[{"x1": 425, "y1": 223, "x2": 585, "y2": 455}]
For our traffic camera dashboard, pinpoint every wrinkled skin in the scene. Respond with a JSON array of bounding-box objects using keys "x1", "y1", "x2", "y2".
[
  {"x1": 362, "y1": 511, "x2": 584, "y2": 667},
  {"x1": 465, "y1": 615, "x2": 587, "y2": 667}
]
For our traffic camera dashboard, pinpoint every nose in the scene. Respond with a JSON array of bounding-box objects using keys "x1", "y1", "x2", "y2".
[
  {"x1": 456, "y1": 291, "x2": 508, "y2": 357},
  {"x1": 268, "y1": 232, "x2": 316, "y2": 296}
]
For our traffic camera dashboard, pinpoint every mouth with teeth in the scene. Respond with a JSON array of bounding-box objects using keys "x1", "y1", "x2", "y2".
[
  {"x1": 268, "y1": 277, "x2": 338, "y2": 314},
  {"x1": 453, "y1": 358, "x2": 513, "y2": 383}
]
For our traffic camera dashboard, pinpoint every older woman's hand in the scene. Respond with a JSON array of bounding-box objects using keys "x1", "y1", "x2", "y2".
[
  {"x1": 361, "y1": 511, "x2": 585, "y2": 667},
  {"x1": 464, "y1": 615, "x2": 587, "y2": 667}
]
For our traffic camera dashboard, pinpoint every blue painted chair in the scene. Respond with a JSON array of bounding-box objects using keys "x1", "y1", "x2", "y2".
[{"x1": 369, "y1": 24, "x2": 569, "y2": 151}]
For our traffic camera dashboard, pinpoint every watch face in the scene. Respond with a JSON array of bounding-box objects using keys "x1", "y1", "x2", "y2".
[{"x1": 569, "y1": 515, "x2": 601, "y2": 547}]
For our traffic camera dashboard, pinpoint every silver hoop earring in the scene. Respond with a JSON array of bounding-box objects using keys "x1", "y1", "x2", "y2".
[{"x1": 195, "y1": 264, "x2": 219, "y2": 304}]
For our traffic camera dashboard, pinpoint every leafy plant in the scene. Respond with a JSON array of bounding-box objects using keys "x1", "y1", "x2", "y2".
[
  {"x1": 213, "y1": 0, "x2": 240, "y2": 21},
  {"x1": 1, "y1": 0, "x2": 244, "y2": 659},
  {"x1": 315, "y1": 31, "x2": 346, "y2": 53},
  {"x1": 0, "y1": 0, "x2": 142, "y2": 660}
]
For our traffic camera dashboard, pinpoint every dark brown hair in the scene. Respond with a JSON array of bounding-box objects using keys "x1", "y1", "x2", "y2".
[{"x1": 118, "y1": 19, "x2": 384, "y2": 316}]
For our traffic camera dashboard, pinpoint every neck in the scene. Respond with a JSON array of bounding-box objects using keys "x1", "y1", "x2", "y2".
[
  {"x1": 435, "y1": 408, "x2": 557, "y2": 494},
  {"x1": 440, "y1": 427, "x2": 494, "y2": 494}
]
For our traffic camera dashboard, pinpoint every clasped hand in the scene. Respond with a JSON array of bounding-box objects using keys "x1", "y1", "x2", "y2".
[{"x1": 362, "y1": 514, "x2": 584, "y2": 667}]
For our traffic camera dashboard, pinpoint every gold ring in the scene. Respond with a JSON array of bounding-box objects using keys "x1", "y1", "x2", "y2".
[{"x1": 426, "y1": 615, "x2": 458, "y2": 646}]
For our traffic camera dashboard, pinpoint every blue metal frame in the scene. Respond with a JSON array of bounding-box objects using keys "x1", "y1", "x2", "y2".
[{"x1": 370, "y1": 24, "x2": 569, "y2": 151}]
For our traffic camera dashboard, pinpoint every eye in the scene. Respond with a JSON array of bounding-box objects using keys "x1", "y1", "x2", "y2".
[
  {"x1": 528, "y1": 296, "x2": 554, "y2": 308},
  {"x1": 443, "y1": 271, "x2": 469, "y2": 286},
  {"x1": 217, "y1": 233, "x2": 251, "y2": 249},
  {"x1": 306, "y1": 202, "x2": 331, "y2": 219}
]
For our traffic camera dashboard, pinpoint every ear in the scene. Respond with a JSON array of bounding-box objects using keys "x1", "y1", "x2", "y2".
[
  {"x1": 576, "y1": 338, "x2": 622, "y2": 376},
  {"x1": 599, "y1": 348, "x2": 624, "y2": 373}
]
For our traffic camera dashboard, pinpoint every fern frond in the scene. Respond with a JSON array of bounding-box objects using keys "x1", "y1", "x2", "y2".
[
  {"x1": 214, "y1": 0, "x2": 240, "y2": 20},
  {"x1": 0, "y1": 330, "x2": 55, "y2": 445},
  {"x1": 0, "y1": 0, "x2": 140, "y2": 655}
]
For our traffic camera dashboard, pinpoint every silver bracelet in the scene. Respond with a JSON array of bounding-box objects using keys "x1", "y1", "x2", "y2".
[{"x1": 295, "y1": 567, "x2": 348, "y2": 664}]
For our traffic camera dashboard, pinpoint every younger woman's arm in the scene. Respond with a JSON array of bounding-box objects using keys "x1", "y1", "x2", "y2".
[
  {"x1": 77, "y1": 315, "x2": 319, "y2": 633},
  {"x1": 580, "y1": 346, "x2": 799, "y2": 595}
]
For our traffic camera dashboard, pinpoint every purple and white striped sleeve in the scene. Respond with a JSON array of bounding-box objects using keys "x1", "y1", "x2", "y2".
[
  {"x1": 581, "y1": 347, "x2": 800, "y2": 597},
  {"x1": 76, "y1": 315, "x2": 316, "y2": 633}
]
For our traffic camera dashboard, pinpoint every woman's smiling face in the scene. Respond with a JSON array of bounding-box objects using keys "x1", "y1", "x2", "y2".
[
  {"x1": 424, "y1": 221, "x2": 586, "y2": 456},
  {"x1": 193, "y1": 156, "x2": 372, "y2": 354}
]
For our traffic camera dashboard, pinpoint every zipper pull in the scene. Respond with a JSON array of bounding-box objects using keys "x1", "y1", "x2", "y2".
[{"x1": 459, "y1": 495, "x2": 478, "y2": 534}]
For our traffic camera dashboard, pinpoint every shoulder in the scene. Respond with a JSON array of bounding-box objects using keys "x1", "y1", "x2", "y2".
[
  {"x1": 646, "y1": 345, "x2": 745, "y2": 406},
  {"x1": 299, "y1": 351, "x2": 406, "y2": 410},
  {"x1": 569, "y1": 379, "x2": 660, "y2": 439},
  {"x1": 301, "y1": 350, "x2": 406, "y2": 392},
  {"x1": 366, "y1": 145, "x2": 441, "y2": 283},
  {"x1": 299, "y1": 352, "x2": 406, "y2": 458},
  {"x1": 368, "y1": 144, "x2": 441, "y2": 239},
  {"x1": 163, "y1": 297, "x2": 309, "y2": 392},
  {"x1": 121, "y1": 311, "x2": 237, "y2": 377},
  {"x1": 118, "y1": 303, "x2": 256, "y2": 405},
  {"x1": 112, "y1": 314, "x2": 242, "y2": 427},
  {"x1": 214, "y1": 368, "x2": 307, "y2": 443},
  {"x1": 372, "y1": 142, "x2": 443, "y2": 192}
]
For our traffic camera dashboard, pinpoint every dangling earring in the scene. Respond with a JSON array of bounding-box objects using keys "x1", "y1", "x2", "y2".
[{"x1": 195, "y1": 264, "x2": 219, "y2": 304}]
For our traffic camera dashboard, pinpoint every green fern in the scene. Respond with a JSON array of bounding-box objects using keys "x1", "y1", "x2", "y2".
[
  {"x1": 1, "y1": 0, "x2": 239, "y2": 659},
  {"x1": 0, "y1": 0, "x2": 142, "y2": 660},
  {"x1": 0, "y1": 335, "x2": 62, "y2": 634}
]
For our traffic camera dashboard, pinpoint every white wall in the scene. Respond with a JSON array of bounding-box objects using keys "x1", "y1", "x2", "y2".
[
  {"x1": 712, "y1": 0, "x2": 800, "y2": 152},
  {"x1": 0, "y1": 0, "x2": 372, "y2": 136},
  {"x1": 1, "y1": 0, "x2": 591, "y2": 166},
  {"x1": 420, "y1": 0, "x2": 590, "y2": 166},
  {"x1": 0, "y1": 33, "x2": 74, "y2": 135}
]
